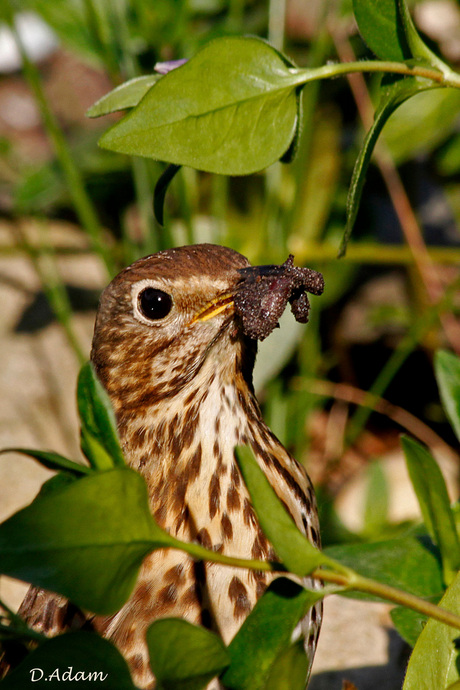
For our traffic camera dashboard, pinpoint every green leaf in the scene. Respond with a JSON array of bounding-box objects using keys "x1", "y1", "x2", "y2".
[
  {"x1": 390, "y1": 606, "x2": 428, "y2": 647},
  {"x1": 0, "y1": 631, "x2": 137, "y2": 689},
  {"x1": 0, "y1": 448, "x2": 90, "y2": 475},
  {"x1": 325, "y1": 533, "x2": 444, "y2": 600},
  {"x1": 264, "y1": 639, "x2": 311, "y2": 690},
  {"x1": 146, "y1": 619, "x2": 229, "y2": 690},
  {"x1": 339, "y1": 75, "x2": 437, "y2": 256},
  {"x1": 235, "y1": 446, "x2": 329, "y2": 576},
  {"x1": 402, "y1": 435, "x2": 460, "y2": 584},
  {"x1": 353, "y1": 0, "x2": 411, "y2": 61},
  {"x1": 99, "y1": 36, "x2": 301, "y2": 175},
  {"x1": 86, "y1": 74, "x2": 162, "y2": 117},
  {"x1": 403, "y1": 571, "x2": 460, "y2": 689},
  {"x1": 435, "y1": 350, "x2": 460, "y2": 444},
  {"x1": 222, "y1": 577, "x2": 322, "y2": 690},
  {"x1": 77, "y1": 361, "x2": 126, "y2": 470},
  {"x1": 0, "y1": 467, "x2": 174, "y2": 614}
]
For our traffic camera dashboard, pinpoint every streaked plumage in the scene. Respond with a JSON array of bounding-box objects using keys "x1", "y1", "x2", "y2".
[{"x1": 13, "y1": 244, "x2": 323, "y2": 688}]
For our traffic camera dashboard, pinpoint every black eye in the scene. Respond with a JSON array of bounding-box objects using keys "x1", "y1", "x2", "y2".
[{"x1": 138, "y1": 288, "x2": 173, "y2": 320}]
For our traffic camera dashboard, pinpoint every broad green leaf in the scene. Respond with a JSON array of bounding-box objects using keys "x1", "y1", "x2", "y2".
[
  {"x1": 339, "y1": 76, "x2": 437, "y2": 256},
  {"x1": 223, "y1": 578, "x2": 322, "y2": 690},
  {"x1": 435, "y1": 350, "x2": 460, "y2": 444},
  {"x1": 146, "y1": 619, "x2": 229, "y2": 690},
  {"x1": 0, "y1": 631, "x2": 137, "y2": 689},
  {"x1": 390, "y1": 606, "x2": 428, "y2": 647},
  {"x1": 0, "y1": 448, "x2": 90, "y2": 475},
  {"x1": 0, "y1": 467, "x2": 174, "y2": 614},
  {"x1": 402, "y1": 435, "x2": 460, "y2": 584},
  {"x1": 86, "y1": 74, "x2": 162, "y2": 117},
  {"x1": 235, "y1": 446, "x2": 329, "y2": 576},
  {"x1": 264, "y1": 639, "x2": 311, "y2": 690},
  {"x1": 353, "y1": 0, "x2": 411, "y2": 61},
  {"x1": 403, "y1": 571, "x2": 460, "y2": 689},
  {"x1": 325, "y1": 533, "x2": 444, "y2": 600},
  {"x1": 77, "y1": 361, "x2": 126, "y2": 469},
  {"x1": 99, "y1": 36, "x2": 301, "y2": 175}
]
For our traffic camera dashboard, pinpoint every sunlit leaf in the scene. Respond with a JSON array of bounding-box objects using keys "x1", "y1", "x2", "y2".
[
  {"x1": 0, "y1": 468, "x2": 174, "y2": 614},
  {"x1": 222, "y1": 577, "x2": 322, "y2": 690},
  {"x1": 99, "y1": 36, "x2": 301, "y2": 175},
  {"x1": 77, "y1": 361, "x2": 126, "y2": 469},
  {"x1": 86, "y1": 75, "x2": 161, "y2": 117},
  {"x1": 435, "y1": 350, "x2": 460, "y2": 444},
  {"x1": 235, "y1": 446, "x2": 328, "y2": 576},
  {"x1": 402, "y1": 435, "x2": 460, "y2": 584},
  {"x1": 403, "y1": 571, "x2": 460, "y2": 689},
  {"x1": 0, "y1": 631, "x2": 137, "y2": 689},
  {"x1": 146, "y1": 619, "x2": 229, "y2": 690}
]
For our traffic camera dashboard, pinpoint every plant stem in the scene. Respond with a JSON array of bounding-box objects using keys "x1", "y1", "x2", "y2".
[
  {"x1": 291, "y1": 60, "x2": 460, "y2": 89},
  {"x1": 169, "y1": 536, "x2": 460, "y2": 632},
  {"x1": 314, "y1": 569, "x2": 460, "y2": 631},
  {"x1": 10, "y1": 16, "x2": 114, "y2": 278}
]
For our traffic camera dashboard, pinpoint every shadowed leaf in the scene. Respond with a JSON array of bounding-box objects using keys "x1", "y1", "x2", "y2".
[
  {"x1": 353, "y1": 0, "x2": 411, "y2": 61},
  {"x1": 153, "y1": 163, "x2": 181, "y2": 225},
  {"x1": 146, "y1": 619, "x2": 229, "y2": 690}
]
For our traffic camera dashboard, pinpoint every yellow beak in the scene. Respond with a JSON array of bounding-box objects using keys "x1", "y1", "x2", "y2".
[{"x1": 189, "y1": 294, "x2": 235, "y2": 324}]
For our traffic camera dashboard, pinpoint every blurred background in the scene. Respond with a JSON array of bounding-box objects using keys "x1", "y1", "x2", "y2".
[{"x1": 0, "y1": 0, "x2": 459, "y2": 688}]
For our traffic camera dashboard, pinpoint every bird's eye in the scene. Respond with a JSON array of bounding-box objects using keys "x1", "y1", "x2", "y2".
[{"x1": 138, "y1": 288, "x2": 173, "y2": 320}]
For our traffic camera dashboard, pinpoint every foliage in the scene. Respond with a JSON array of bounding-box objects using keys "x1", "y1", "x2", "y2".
[
  {"x1": 1, "y1": 352, "x2": 460, "y2": 688},
  {"x1": 1, "y1": 0, "x2": 460, "y2": 688}
]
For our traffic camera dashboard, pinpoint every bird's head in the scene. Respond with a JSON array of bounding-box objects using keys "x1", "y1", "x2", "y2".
[{"x1": 91, "y1": 244, "x2": 323, "y2": 415}]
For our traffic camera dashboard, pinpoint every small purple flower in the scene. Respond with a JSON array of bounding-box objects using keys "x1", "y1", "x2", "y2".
[{"x1": 154, "y1": 58, "x2": 188, "y2": 75}]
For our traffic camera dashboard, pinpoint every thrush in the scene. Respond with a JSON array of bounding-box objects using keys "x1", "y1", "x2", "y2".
[{"x1": 14, "y1": 244, "x2": 324, "y2": 689}]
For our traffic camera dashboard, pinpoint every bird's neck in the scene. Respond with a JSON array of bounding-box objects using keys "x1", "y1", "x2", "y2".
[{"x1": 107, "y1": 340, "x2": 263, "y2": 531}]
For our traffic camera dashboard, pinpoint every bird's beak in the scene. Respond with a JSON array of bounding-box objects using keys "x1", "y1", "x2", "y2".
[
  {"x1": 189, "y1": 256, "x2": 324, "y2": 341},
  {"x1": 189, "y1": 293, "x2": 235, "y2": 325}
]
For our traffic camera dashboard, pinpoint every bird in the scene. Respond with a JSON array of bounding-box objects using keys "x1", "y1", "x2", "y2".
[{"x1": 12, "y1": 244, "x2": 324, "y2": 689}]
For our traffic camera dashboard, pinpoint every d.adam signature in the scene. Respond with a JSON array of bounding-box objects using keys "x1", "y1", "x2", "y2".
[{"x1": 30, "y1": 667, "x2": 108, "y2": 682}]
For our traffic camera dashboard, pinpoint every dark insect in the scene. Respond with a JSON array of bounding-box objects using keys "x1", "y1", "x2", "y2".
[{"x1": 234, "y1": 255, "x2": 324, "y2": 340}]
